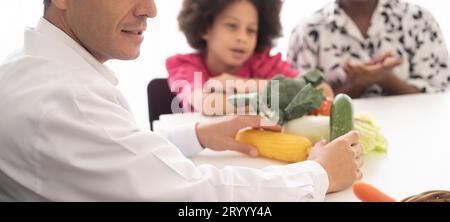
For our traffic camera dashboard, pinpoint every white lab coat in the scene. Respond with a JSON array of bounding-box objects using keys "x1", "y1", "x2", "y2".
[{"x1": 0, "y1": 18, "x2": 328, "y2": 201}]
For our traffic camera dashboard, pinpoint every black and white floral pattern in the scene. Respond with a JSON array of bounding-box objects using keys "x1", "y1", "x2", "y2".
[{"x1": 288, "y1": 0, "x2": 450, "y2": 97}]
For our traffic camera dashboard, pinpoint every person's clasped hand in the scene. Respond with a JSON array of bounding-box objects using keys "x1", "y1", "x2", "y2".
[{"x1": 342, "y1": 50, "x2": 404, "y2": 87}]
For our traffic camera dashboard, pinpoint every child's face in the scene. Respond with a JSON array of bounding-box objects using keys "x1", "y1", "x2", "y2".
[{"x1": 202, "y1": 0, "x2": 258, "y2": 70}]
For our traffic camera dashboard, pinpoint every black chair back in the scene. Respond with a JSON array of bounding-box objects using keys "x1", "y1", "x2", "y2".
[{"x1": 147, "y1": 78, "x2": 180, "y2": 130}]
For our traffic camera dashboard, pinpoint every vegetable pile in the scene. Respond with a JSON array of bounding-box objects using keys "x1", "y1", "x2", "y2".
[
  {"x1": 283, "y1": 114, "x2": 388, "y2": 154},
  {"x1": 230, "y1": 70, "x2": 388, "y2": 162},
  {"x1": 228, "y1": 69, "x2": 325, "y2": 125}
]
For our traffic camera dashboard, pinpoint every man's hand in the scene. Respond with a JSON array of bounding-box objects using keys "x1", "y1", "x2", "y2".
[
  {"x1": 195, "y1": 115, "x2": 281, "y2": 156},
  {"x1": 342, "y1": 50, "x2": 404, "y2": 87},
  {"x1": 308, "y1": 131, "x2": 363, "y2": 193}
]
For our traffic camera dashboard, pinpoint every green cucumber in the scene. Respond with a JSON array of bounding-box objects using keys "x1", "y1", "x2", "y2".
[{"x1": 330, "y1": 94, "x2": 354, "y2": 140}]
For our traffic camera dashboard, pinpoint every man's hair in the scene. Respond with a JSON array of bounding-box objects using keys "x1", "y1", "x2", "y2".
[
  {"x1": 178, "y1": 0, "x2": 283, "y2": 52},
  {"x1": 43, "y1": 0, "x2": 51, "y2": 9}
]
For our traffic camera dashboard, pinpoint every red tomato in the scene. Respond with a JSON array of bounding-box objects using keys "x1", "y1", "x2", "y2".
[{"x1": 309, "y1": 97, "x2": 333, "y2": 116}]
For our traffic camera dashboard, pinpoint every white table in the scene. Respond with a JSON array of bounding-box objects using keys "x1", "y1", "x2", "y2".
[{"x1": 154, "y1": 92, "x2": 450, "y2": 202}]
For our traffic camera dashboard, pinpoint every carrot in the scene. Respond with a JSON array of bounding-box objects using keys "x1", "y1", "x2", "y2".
[{"x1": 352, "y1": 182, "x2": 397, "y2": 202}]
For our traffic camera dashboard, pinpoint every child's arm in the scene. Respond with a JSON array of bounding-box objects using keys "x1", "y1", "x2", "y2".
[
  {"x1": 187, "y1": 75, "x2": 333, "y2": 115},
  {"x1": 190, "y1": 73, "x2": 268, "y2": 116},
  {"x1": 188, "y1": 88, "x2": 252, "y2": 116}
]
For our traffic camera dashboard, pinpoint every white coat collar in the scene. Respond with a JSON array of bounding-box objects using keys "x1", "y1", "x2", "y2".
[{"x1": 26, "y1": 17, "x2": 119, "y2": 86}]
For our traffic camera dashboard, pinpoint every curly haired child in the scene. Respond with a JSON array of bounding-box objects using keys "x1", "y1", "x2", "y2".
[{"x1": 167, "y1": 0, "x2": 333, "y2": 115}]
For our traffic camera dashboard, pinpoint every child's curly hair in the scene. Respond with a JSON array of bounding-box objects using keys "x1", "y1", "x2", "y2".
[{"x1": 178, "y1": 0, "x2": 283, "y2": 52}]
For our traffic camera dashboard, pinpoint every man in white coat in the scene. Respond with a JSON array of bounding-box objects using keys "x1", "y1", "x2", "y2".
[{"x1": 0, "y1": 0, "x2": 362, "y2": 201}]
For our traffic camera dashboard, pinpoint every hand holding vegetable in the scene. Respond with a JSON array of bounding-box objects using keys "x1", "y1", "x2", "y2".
[
  {"x1": 284, "y1": 95, "x2": 388, "y2": 154},
  {"x1": 196, "y1": 115, "x2": 282, "y2": 156},
  {"x1": 308, "y1": 131, "x2": 363, "y2": 193},
  {"x1": 234, "y1": 127, "x2": 364, "y2": 193}
]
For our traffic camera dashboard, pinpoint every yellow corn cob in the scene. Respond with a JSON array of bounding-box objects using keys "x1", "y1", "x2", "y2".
[{"x1": 236, "y1": 129, "x2": 313, "y2": 163}]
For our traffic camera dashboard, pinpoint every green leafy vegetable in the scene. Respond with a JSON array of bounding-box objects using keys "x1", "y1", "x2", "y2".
[
  {"x1": 354, "y1": 114, "x2": 388, "y2": 154},
  {"x1": 283, "y1": 84, "x2": 324, "y2": 121},
  {"x1": 228, "y1": 69, "x2": 326, "y2": 124}
]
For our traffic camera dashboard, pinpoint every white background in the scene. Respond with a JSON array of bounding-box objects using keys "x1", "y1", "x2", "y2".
[{"x1": 1, "y1": 0, "x2": 449, "y2": 130}]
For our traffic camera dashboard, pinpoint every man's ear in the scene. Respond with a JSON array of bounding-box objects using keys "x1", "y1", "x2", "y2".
[{"x1": 52, "y1": 0, "x2": 69, "y2": 10}]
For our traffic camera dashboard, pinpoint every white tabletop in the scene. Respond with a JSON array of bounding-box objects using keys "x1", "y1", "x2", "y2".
[{"x1": 154, "y1": 92, "x2": 450, "y2": 202}]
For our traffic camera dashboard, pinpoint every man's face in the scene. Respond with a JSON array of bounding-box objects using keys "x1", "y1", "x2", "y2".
[{"x1": 65, "y1": 0, "x2": 156, "y2": 62}]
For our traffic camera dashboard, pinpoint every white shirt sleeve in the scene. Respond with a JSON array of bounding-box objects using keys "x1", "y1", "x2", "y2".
[
  {"x1": 156, "y1": 123, "x2": 204, "y2": 158},
  {"x1": 34, "y1": 90, "x2": 329, "y2": 201}
]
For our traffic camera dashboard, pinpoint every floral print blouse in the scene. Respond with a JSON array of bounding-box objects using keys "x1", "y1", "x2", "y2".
[{"x1": 288, "y1": 0, "x2": 450, "y2": 97}]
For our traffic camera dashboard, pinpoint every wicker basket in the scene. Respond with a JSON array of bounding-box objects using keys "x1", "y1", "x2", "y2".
[{"x1": 402, "y1": 191, "x2": 450, "y2": 202}]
